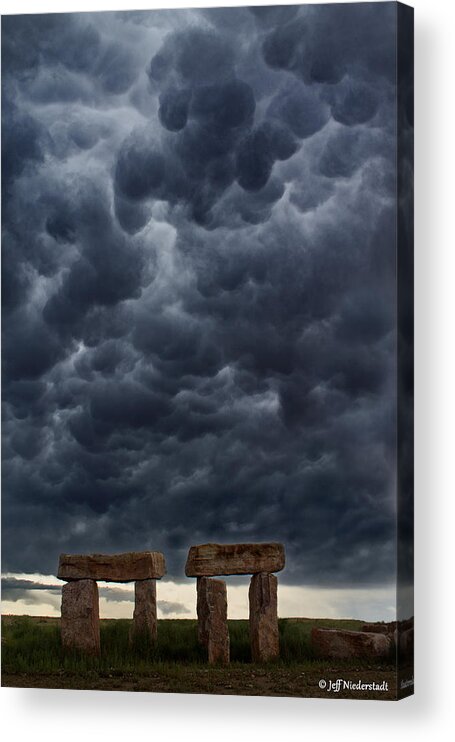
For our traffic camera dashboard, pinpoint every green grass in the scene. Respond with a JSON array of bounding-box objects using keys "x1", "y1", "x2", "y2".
[
  {"x1": 1, "y1": 615, "x2": 401, "y2": 698},
  {"x1": 278, "y1": 617, "x2": 363, "y2": 663},
  {"x1": 1, "y1": 615, "x2": 379, "y2": 677}
]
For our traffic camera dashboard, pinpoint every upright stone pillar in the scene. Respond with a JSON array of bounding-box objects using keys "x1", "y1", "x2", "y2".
[
  {"x1": 249, "y1": 572, "x2": 279, "y2": 662},
  {"x1": 197, "y1": 576, "x2": 229, "y2": 664},
  {"x1": 61, "y1": 579, "x2": 100, "y2": 655},
  {"x1": 196, "y1": 577, "x2": 208, "y2": 646},
  {"x1": 130, "y1": 579, "x2": 157, "y2": 645}
]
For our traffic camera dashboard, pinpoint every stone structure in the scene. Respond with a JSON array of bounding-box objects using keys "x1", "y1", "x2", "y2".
[
  {"x1": 58, "y1": 551, "x2": 166, "y2": 654},
  {"x1": 197, "y1": 577, "x2": 229, "y2": 664},
  {"x1": 360, "y1": 618, "x2": 414, "y2": 660},
  {"x1": 249, "y1": 573, "x2": 279, "y2": 663},
  {"x1": 196, "y1": 577, "x2": 210, "y2": 646},
  {"x1": 130, "y1": 579, "x2": 157, "y2": 645},
  {"x1": 58, "y1": 551, "x2": 165, "y2": 582},
  {"x1": 186, "y1": 542, "x2": 285, "y2": 577},
  {"x1": 61, "y1": 579, "x2": 100, "y2": 654},
  {"x1": 311, "y1": 628, "x2": 393, "y2": 660},
  {"x1": 186, "y1": 542, "x2": 285, "y2": 664}
]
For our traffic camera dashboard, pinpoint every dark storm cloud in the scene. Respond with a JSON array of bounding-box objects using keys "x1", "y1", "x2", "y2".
[
  {"x1": 268, "y1": 81, "x2": 330, "y2": 139},
  {"x1": 42, "y1": 185, "x2": 147, "y2": 338},
  {"x1": 1, "y1": 13, "x2": 140, "y2": 95},
  {"x1": 2, "y1": 577, "x2": 61, "y2": 596},
  {"x1": 113, "y1": 18, "x2": 310, "y2": 227},
  {"x1": 260, "y1": 2, "x2": 396, "y2": 85},
  {"x1": 1, "y1": 577, "x2": 61, "y2": 607},
  {"x1": 2, "y1": 5, "x2": 408, "y2": 591},
  {"x1": 1, "y1": 102, "x2": 47, "y2": 190},
  {"x1": 3, "y1": 307, "x2": 66, "y2": 382}
]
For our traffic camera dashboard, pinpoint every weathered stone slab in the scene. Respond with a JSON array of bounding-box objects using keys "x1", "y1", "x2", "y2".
[
  {"x1": 196, "y1": 577, "x2": 229, "y2": 663},
  {"x1": 249, "y1": 573, "x2": 279, "y2": 662},
  {"x1": 185, "y1": 543, "x2": 285, "y2": 577},
  {"x1": 129, "y1": 579, "x2": 157, "y2": 645},
  {"x1": 196, "y1": 577, "x2": 209, "y2": 646},
  {"x1": 58, "y1": 551, "x2": 166, "y2": 582},
  {"x1": 61, "y1": 579, "x2": 100, "y2": 654},
  {"x1": 311, "y1": 628, "x2": 393, "y2": 660}
]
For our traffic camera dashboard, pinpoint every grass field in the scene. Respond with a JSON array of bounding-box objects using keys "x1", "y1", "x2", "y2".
[{"x1": 1, "y1": 615, "x2": 400, "y2": 699}]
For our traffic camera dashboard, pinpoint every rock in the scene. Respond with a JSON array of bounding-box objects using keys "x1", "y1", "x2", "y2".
[
  {"x1": 311, "y1": 628, "x2": 393, "y2": 660},
  {"x1": 249, "y1": 573, "x2": 279, "y2": 662},
  {"x1": 185, "y1": 543, "x2": 285, "y2": 577},
  {"x1": 58, "y1": 551, "x2": 166, "y2": 582},
  {"x1": 196, "y1": 577, "x2": 209, "y2": 646},
  {"x1": 130, "y1": 579, "x2": 157, "y2": 645},
  {"x1": 61, "y1": 579, "x2": 100, "y2": 654},
  {"x1": 196, "y1": 577, "x2": 229, "y2": 663}
]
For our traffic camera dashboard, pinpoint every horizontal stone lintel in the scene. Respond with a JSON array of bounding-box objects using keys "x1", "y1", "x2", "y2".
[
  {"x1": 185, "y1": 542, "x2": 285, "y2": 577},
  {"x1": 58, "y1": 551, "x2": 166, "y2": 582}
]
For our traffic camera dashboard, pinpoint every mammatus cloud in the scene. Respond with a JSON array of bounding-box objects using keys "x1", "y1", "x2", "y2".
[{"x1": 2, "y1": 6, "x2": 412, "y2": 600}]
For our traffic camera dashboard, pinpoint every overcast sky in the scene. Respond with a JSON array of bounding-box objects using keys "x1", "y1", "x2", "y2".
[{"x1": 1, "y1": 4, "x2": 410, "y2": 619}]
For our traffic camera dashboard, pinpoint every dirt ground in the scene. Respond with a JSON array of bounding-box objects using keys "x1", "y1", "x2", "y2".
[{"x1": 1, "y1": 667, "x2": 403, "y2": 699}]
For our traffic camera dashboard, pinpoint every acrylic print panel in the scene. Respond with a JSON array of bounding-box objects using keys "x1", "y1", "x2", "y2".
[{"x1": 1, "y1": 2, "x2": 414, "y2": 699}]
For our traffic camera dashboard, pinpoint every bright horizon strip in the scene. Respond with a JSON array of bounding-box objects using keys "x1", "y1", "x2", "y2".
[{"x1": 1, "y1": 572, "x2": 400, "y2": 622}]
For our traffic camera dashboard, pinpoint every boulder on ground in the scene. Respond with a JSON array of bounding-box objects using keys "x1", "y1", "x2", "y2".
[{"x1": 311, "y1": 628, "x2": 393, "y2": 660}]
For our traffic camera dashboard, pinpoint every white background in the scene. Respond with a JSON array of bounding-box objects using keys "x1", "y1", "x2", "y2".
[{"x1": 0, "y1": 0, "x2": 454, "y2": 740}]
